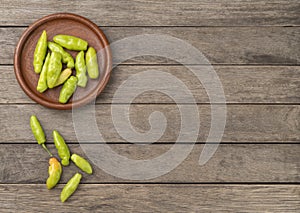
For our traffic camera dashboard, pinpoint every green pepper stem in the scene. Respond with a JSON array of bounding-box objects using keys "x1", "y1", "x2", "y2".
[{"x1": 42, "y1": 144, "x2": 53, "y2": 157}]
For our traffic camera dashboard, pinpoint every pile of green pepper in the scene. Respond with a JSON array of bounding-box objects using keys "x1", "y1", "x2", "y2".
[
  {"x1": 30, "y1": 115, "x2": 94, "y2": 202},
  {"x1": 33, "y1": 30, "x2": 100, "y2": 103}
]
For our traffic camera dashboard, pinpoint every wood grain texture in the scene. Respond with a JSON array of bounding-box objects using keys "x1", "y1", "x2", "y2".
[
  {"x1": 2, "y1": 65, "x2": 300, "y2": 104},
  {"x1": 0, "y1": 0, "x2": 299, "y2": 26},
  {"x1": 0, "y1": 184, "x2": 299, "y2": 212},
  {"x1": 2, "y1": 27, "x2": 299, "y2": 65},
  {"x1": 0, "y1": 105, "x2": 299, "y2": 143},
  {"x1": 0, "y1": 144, "x2": 299, "y2": 183},
  {"x1": 1, "y1": 1, "x2": 299, "y2": 212}
]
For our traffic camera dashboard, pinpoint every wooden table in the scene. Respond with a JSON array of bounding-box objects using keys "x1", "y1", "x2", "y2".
[{"x1": 0, "y1": 1, "x2": 299, "y2": 212}]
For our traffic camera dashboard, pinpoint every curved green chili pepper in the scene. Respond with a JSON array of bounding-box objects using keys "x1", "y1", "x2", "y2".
[
  {"x1": 48, "y1": 42, "x2": 74, "y2": 68},
  {"x1": 33, "y1": 30, "x2": 47, "y2": 74},
  {"x1": 37, "y1": 53, "x2": 50, "y2": 93},
  {"x1": 53, "y1": 35, "x2": 88, "y2": 51},
  {"x1": 46, "y1": 157, "x2": 62, "y2": 190},
  {"x1": 53, "y1": 68, "x2": 72, "y2": 87},
  {"x1": 30, "y1": 115, "x2": 52, "y2": 157},
  {"x1": 47, "y1": 52, "x2": 62, "y2": 89},
  {"x1": 59, "y1": 76, "x2": 77, "y2": 104},
  {"x1": 86, "y1": 47, "x2": 99, "y2": 79},
  {"x1": 53, "y1": 130, "x2": 70, "y2": 166},
  {"x1": 60, "y1": 173, "x2": 82, "y2": 203},
  {"x1": 71, "y1": 154, "x2": 93, "y2": 174},
  {"x1": 75, "y1": 51, "x2": 88, "y2": 87}
]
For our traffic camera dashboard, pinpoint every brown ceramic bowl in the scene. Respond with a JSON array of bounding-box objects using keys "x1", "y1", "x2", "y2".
[{"x1": 14, "y1": 13, "x2": 112, "y2": 110}]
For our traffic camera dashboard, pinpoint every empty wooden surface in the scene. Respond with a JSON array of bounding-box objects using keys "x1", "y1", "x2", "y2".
[
  {"x1": 0, "y1": 0, "x2": 299, "y2": 212},
  {"x1": 1, "y1": 185, "x2": 299, "y2": 212}
]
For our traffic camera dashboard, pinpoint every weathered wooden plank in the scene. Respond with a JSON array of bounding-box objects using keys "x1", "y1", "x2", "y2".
[
  {"x1": 1, "y1": 185, "x2": 299, "y2": 212},
  {"x1": 2, "y1": 27, "x2": 299, "y2": 65},
  {"x1": 0, "y1": 144, "x2": 299, "y2": 183},
  {"x1": 0, "y1": 104, "x2": 299, "y2": 143},
  {"x1": 0, "y1": 0, "x2": 299, "y2": 26},
  {"x1": 2, "y1": 65, "x2": 300, "y2": 104}
]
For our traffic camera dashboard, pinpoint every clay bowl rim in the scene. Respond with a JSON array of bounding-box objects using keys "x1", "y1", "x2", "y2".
[{"x1": 14, "y1": 13, "x2": 112, "y2": 110}]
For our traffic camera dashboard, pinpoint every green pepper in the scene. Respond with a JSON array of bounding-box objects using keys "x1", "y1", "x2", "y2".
[
  {"x1": 46, "y1": 157, "x2": 62, "y2": 190},
  {"x1": 59, "y1": 76, "x2": 77, "y2": 104},
  {"x1": 33, "y1": 30, "x2": 47, "y2": 74},
  {"x1": 48, "y1": 42, "x2": 74, "y2": 68},
  {"x1": 30, "y1": 115, "x2": 52, "y2": 157},
  {"x1": 53, "y1": 35, "x2": 88, "y2": 51},
  {"x1": 60, "y1": 173, "x2": 82, "y2": 203},
  {"x1": 85, "y1": 47, "x2": 99, "y2": 79},
  {"x1": 47, "y1": 52, "x2": 62, "y2": 89},
  {"x1": 71, "y1": 154, "x2": 93, "y2": 174},
  {"x1": 53, "y1": 130, "x2": 70, "y2": 166},
  {"x1": 36, "y1": 53, "x2": 50, "y2": 93},
  {"x1": 53, "y1": 68, "x2": 72, "y2": 87},
  {"x1": 75, "y1": 51, "x2": 88, "y2": 87}
]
